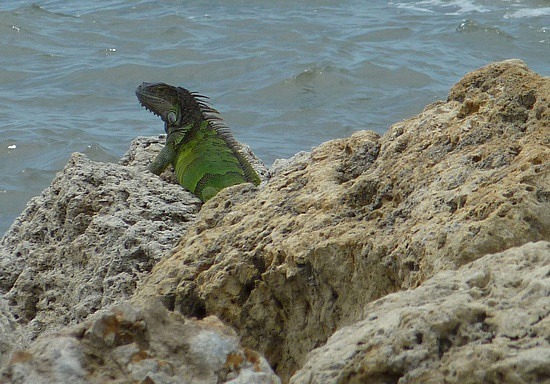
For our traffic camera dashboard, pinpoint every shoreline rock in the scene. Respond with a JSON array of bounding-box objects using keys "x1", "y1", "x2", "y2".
[
  {"x1": 0, "y1": 149, "x2": 202, "y2": 342},
  {"x1": 290, "y1": 241, "x2": 550, "y2": 384},
  {"x1": 0, "y1": 59, "x2": 548, "y2": 383},
  {"x1": 2, "y1": 299, "x2": 281, "y2": 384}
]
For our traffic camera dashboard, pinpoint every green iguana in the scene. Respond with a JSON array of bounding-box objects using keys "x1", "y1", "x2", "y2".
[{"x1": 136, "y1": 82, "x2": 261, "y2": 201}]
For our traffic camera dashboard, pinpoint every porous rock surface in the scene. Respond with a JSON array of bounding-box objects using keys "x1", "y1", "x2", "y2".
[
  {"x1": 290, "y1": 241, "x2": 550, "y2": 384},
  {"x1": 1, "y1": 300, "x2": 281, "y2": 384},
  {"x1": 134, "y1": 59, "x2": 549, "y2": 381},
  {"x1": 0, "y1": 137, "x2": 202, "y2": 342},
  {"x1": 0, "y1": 297, "x2": 26, "y2": 368}
]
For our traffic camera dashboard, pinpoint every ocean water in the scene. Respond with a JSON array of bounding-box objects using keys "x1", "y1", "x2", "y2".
[{"x1": 0, "y1": 0, "x2": 548, "y2": 235}]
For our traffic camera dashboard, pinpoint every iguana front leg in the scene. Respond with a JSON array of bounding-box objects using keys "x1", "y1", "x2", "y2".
[{"x1": 149, "y1": 141, "x2": 176, "y2": 175}]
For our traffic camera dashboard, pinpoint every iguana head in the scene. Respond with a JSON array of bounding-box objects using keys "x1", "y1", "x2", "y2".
[{"x1": 136, "y1": 82, "x2": 203, "y2": 130}]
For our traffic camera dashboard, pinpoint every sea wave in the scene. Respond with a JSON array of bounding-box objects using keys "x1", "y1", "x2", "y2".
[
  {"x1": 504, "y1": 7, "x2": 550, "y2": 19},
  {"x1": 0, "y1": 0, "x2": 548, "y2": 235}
]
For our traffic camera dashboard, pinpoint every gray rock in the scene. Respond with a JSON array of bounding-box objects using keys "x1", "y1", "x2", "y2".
[
  {"x1": 1, "y1": 300, "x2": 281, "y2": 384},
  {"x1": 0, "y1": 134, "x2": 276, "y2": 381},
  {"x1": 0, "y1": 144, "x2": 202, "y2": 342},
  {"x1": 0, "y1": 296, "x2": 27, "y2": 367}
]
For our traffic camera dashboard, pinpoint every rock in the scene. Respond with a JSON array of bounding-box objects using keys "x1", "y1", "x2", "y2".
[
  {"x1": 119, "y1": 135, "x2": 166, "y2": 169},
  {"x1": 1, "y1": 300, "x2": 281, "y2": 384},
  {"x1": 0, "y1": 141, "x2": 202, "y2": 341},
  {"x1": 290, "y1": 241, "x2": 550, "y2": 384},
  {"x1": 0, "y1": 296, "x2": 27, "y2": 368},
  {"x1": 134, "y1": 59, "x2": 549, "y2": 381}
]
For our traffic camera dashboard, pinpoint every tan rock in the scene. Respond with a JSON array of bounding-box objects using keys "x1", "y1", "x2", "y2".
[
  {"x1": 135, "y1": 59, "x2": 549, "y2": 381},
  {"x1": 290, "y1": 241, "x2": 550, "y2": 384},
  {"x1": 1, "y1": 300, "x2": 281, "y2": 384}
]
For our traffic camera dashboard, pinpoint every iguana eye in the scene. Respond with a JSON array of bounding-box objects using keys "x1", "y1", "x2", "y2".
[{"x1": 167, "y1": 111, "x2": 177, "y2": 124}]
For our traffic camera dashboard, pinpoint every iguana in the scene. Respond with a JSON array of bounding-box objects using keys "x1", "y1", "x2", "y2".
[{"x1": 136, "y1": 82, "x2": 261, "y2": 201}]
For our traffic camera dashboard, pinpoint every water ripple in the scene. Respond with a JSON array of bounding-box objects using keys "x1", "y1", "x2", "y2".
[{"x1": 0, "y1": 0, "x2": 548, "y2": 235}]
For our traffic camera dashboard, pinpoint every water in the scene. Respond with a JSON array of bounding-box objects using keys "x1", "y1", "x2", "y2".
[{"x1": 0, "y1": 0, "x2": 548, "y2": 235}]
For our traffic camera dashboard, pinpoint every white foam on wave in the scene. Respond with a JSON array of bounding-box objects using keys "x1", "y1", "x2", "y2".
[
  {"x1": 504, "y1": 7, "x2": 550, "y2": 19},
  {"x1": 390, "y1": 0, "x2": 490, "y2": 15}
]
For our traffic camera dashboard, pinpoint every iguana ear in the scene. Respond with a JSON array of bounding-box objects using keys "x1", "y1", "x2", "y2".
[{"x1": 167, "y1": 111, "x2": 177, "y2": 125}]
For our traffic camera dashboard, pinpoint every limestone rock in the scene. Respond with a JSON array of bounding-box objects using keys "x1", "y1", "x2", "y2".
[
  {"x1": 119, "y1": 135, "x2": 166, "y2": 169},
  {"x1": 290, "y1": 241, "x2": 550, "y2": 384},
  {"x1": 0, "y1": 296, "x2": 26, "y2": 368},
  {"x1": 0, "y1": 145, "x2": 202, "y2": 341},
  {"x1": 135, "y1": 59, "x2": 549, "y2": 381},
  {"x1": 1, "y1": 300, "x2": 281, "y2": 384}
]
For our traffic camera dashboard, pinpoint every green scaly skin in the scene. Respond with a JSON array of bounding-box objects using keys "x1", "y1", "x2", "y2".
[{"x1": 136, "y1": 82, "x2": 261, "y2": 201}]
